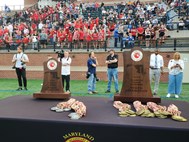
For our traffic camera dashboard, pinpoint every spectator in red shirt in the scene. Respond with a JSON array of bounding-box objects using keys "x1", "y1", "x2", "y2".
[
  {"x1": 109, "y1": 23, "x2": 116, "y2": 32},
  {"x1": 0, "y1": 38, "x2": 3, "y2": 45},
  {"x1": 49, "y1": 28, "x2": 55, "y2": 45},
  {"x1": 3, "y1": 27, "x2": 9, "y2": 35},
  {"x1": 95, "y1": 17, "x2": 99, "y2": 26},
  {"x1": 92, "y1": 29, "x2": 98, "y2": 49},
  {"x1": 33, "y1": 11, "x2": 39, "y2": 22},
  {"x1": 86, "y1": 29, "x2": 92, "y2": 49},
  {"x1": 57, "y1": 29, "x2": 62, "y2": 47},
  {"x1": 31, "y1": 23, "x2": 37, "y2": 31},
  {"x1": 67, "y1": 30, "x2": 73, "y2": 49},
  {"x1": 0, "y1": 26, "x2": 4, "y2": 35},
  {"x1": 89, "y1": 20, "x2": 95, "y2": 31},
  {"x1": 0, "y1": 27, "x2": 4, "y2": 44},
  {"x1": 137, "y1": 24, "x2": 144, "y2": 45},
  {"x1": 64, "y1": 20, "x2": 71, "y2": 34},
  {"x1": 18, "y1": 22, "x2": 26, "y2": 32},
  {"x1": 4, "y1": 33, "x2": 13, "y2": 50},
  {"x1": 118, "y1": 13, "x2": 124, "y2": 19},
  {"x1": 0, "y1": 27, "x2": 4, "y2": 45},
  {"x1": 79, "y1": 28, "x2": 84, "y2": 49},
  {"x1": 75, "y1": 20, "x2": 81, "y2": 29},
  {"x1": 84, "y1": 21, "x2": 89, "y2": 29},
  {"x1": 72, "y1": 29, "x2": 79, "y2": 49},
  {"x1": 98, "y1": 28, "x2": 105, "y2": 48},
  {"x1": 95, "y1": 2, "x2": 99, "y2": 10},
  {"x1": 58, "y1": 29, "x2": 67, "y2": 48},
  {"x1": 130, "y1": 25, "x2": 137, "y2": 40},
  {"x1": 22, "y1": 35, "x2": 30, "y2": 48}
]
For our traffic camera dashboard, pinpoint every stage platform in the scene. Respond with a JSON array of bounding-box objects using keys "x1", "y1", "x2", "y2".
[{"x1": 0, "y1": 95, "x2": 188, "y2": 142}]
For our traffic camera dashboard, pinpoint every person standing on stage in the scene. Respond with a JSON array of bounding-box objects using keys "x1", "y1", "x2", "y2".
[
  {"x1": 150, "y1": 49, "x2": 164, "y2": 95},
  {"x1": 166, "y1": 52, "x2": 184, "y2": 98},
  {"x1": 12, "y1": 46, "x2": 29, "y2": 91},
  {"x1": 105, "y1": 49, "x2": 119, "y2": 93},
  {"x1": 87, "y1": 51, "x2": 98, "y2": 94},
  {"x1": 60, "y1": 51, "x2": 72, "y2": 93}
]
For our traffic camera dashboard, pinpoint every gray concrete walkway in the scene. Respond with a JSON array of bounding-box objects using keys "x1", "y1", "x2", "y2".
[{"x1": 168, "y1": 30, "x2": 189, "y2": 38}]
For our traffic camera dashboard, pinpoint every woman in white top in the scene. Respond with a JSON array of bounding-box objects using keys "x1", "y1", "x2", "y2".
[
  {"x1": 166, "y1": 52, "x2": 184, "y2": 98},
  {"x1": 59, "y1": 51, "x2": 72, "y2": 93}
]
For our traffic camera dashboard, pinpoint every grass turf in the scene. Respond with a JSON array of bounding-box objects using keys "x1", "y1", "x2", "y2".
[{"x1": 0, "y1": 79, "x2": 189, "y2": 102}]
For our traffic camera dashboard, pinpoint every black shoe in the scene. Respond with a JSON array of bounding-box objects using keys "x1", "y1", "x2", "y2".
[
  {"x1": 116, "y1": 91, "x2": 119, "y2": 93},
  {"x1": 153, "y1": 93, "x2": 157, "y2": 95},
  {"x1": 24, "y1": 87, "x2": 28, "y2": 91},
  {"x1": 105, "y1": 90, "x2": 110, "y2": 93},
  {"x1": 16, "y1": 87, "x2": 22, "y2": 91}
]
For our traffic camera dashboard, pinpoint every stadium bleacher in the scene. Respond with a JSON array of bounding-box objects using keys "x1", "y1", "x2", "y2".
[{"x1": 0, "y1": 0, "x2": 188, "y2": 52}]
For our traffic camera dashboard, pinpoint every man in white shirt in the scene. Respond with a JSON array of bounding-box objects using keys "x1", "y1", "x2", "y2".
[
  {"x1": 12, "y1": 46, "x2": 29, "y2": 91},
  {"x1": 38, "y1": 21, "x2": 43, "y2": 32},
  {"x1": 150, "y1": 49, "x2": 164, "y2": 95},
  {"x1": 23, "y1": 27, "x2": 29, "y2": 35},
  {"x1": 59, "y1": 51, "x2": 72, "y2": 93},
  {"x1": 8, "y1": 23, "x2": 13, "y2": 36}
]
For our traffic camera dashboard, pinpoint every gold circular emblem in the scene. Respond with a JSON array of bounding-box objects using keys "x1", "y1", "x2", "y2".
[{"x1": 65, "y1": 137, "x2": 91, "y2": 142}]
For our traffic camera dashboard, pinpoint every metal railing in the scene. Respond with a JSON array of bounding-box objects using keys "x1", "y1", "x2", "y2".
[
  {"x1": 0, "y1": 4, "x2": 38, "y2": 12},
  {"x1": 0, "y1": 5, "x2": 24, "y2": 11},
  {"x1": 0, "y1": 40, "x2": 108, "y2": 52},
  {"x1": 1, "y1": 37, "x2": 189, "y2": 52}
]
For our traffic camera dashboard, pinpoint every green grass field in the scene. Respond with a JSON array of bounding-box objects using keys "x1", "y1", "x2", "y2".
[{"x1": 0, "y1": 79, "x2": 189, "y2": 102}]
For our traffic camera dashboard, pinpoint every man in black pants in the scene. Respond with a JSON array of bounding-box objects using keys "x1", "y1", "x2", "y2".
[
  {"x1": 59, "y1": 51, "x2": 72, "y2": 93},
  {"x1": 12, "y1": 46, "x2": 29, "y2": 90}
]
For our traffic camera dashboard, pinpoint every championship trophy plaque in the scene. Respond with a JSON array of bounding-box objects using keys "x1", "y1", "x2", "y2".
[
  {"x1": 33, "y1": 58, "x2": 71, "y2": 99},
  {"x1": 114, "y1": 47, "x2": 161, "y2": 103}
]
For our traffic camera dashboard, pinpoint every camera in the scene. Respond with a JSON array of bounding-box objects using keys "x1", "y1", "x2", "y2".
[
  {"x1": 86, "y1": 72, "x2": 100, "y2": 81},
  {"x1": 21, "y1": 62, "x2": 25, "y2": 65},
  {"x1": 21, "y1": 62, "x2": 26, "y2": 69},
  {"x1": 86, "y1": 72, "x2": 91, "y2": 79},
  {"x1": 56, "y1": 50, "x2": 64, "y2": 59},
  {"x1": 96, "y1": 77, "x2": 100, "y2": 82},
  {"x1": 95, "y1": 73, "x2": 100, "y2": 81},
  {"x1": 12, "y1": 65, "x2": 16, "y2": 69}
]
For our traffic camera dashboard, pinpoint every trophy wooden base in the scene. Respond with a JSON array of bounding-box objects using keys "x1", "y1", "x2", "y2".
[
  {"x1": 114, "y1": 94, "x2": 161, "y2": 104},
  {"x1": 33, "y1": 92, "x2": 71, "y2": 100}
]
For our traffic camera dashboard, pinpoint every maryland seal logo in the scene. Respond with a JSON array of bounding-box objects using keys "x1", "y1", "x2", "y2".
[
  {"x1": 131, "y1": 50, "x2": 143, "y2": 62},
  {"x1": 47, "y1": 59, "x2": 57, "y2": 70},
  {"x1": 63, "y1": 132, "x2": 94, "y2": 142}
]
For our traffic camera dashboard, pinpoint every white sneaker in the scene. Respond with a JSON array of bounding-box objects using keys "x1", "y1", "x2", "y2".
[
  {"x1": 88, "y1": 91, "x2": 93, "y2": 94},
  {"x1": 166, "y1": 94, "x2": 171, "y2": 98},
  {"x1": 66, "y1": 90, "x2": 70, "y2": 93},
  {"x1": 175, "y1": 95, "x2": 179, "y2": 98}
]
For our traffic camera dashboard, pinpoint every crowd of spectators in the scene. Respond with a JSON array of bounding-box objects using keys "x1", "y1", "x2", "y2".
[
  {"x1": 166, "y1": 0, "x2": 189, "y2": 30},
  {"x1": 0, "y1": 0, "x2": 188, "y2": 50}
]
